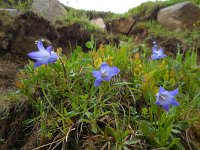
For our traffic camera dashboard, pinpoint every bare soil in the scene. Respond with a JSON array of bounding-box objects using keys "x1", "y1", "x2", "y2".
[
  {"x1": 0, "y1": 53, "x2": 25, "y2": 91},
  {"x1": 0, "y1": 53, "x2": 32, "y2": 149}
]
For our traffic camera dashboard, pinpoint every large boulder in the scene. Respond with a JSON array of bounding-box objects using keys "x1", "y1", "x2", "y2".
[
  {"x1": 157, "y1": 2, "x2": 200, "y2": 30},
  {"x1": 106, "y1": 17, "x2": 136, "y2": 34},
  {"x1": 32, "y1": 0, "x2": 66, "y2": 23}
]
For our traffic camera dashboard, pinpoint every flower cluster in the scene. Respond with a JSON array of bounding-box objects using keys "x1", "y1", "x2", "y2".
[
  {"x1": 27, "y1": 40, "x2": 180, "y2": 112},
  {"x1": 151, "y1": 41, "x2": 167, "y2": 60}
]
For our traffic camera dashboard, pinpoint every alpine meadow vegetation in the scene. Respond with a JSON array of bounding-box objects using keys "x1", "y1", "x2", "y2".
[{"x1": 16, "y1": 38, "x2": 200, "y2": 149}]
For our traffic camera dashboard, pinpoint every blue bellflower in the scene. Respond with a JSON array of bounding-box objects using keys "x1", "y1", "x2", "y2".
[
  {"x1": 155, "y1": 86, "x2": 180, "y2": 112},
  {"x1": 28, "y1": 40, "x2": 59, "y2": 68},
  {"x1": 151, "y1": 41, "x2": 166, "y2": 60},
  {"x1": 92, "y1": 62, "x2": 120, "y2": 87}
]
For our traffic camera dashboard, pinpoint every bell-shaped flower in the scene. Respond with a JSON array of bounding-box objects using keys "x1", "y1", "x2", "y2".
[
  {"x1": 155, "y1": 86, "x2": 180, "y2": 112},
  {"x1": 28, "y1": 40, "x2": 59, "y2": 68},
  {"x1": 92, "y1": 62, "x2": 120, "y2": 87},
  {"x1": 151, "y1": 41, "x2": 166, "y2": 60},
  {"x1": 153, "y1": 41, "x2": 158, "y2": 48}
]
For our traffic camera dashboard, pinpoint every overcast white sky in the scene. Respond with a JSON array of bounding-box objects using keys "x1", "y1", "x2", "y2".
[{"x1": 59, "y1": 0, "x2": 161, "y2": 14}]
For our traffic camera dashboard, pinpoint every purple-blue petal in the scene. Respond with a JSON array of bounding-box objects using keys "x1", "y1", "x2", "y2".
[
  {"x1": 108, "y1": 67, "x2": 120, "y2": 76},
  {"x1": 159, "y1": 53, "x2": 167, "y2": 59},
  {"x1": 34, "y1": 59, "x2": 48, "y2": 68},
  {"x1": 155, "y1": 100, "x2": 160, "y2": 105},
  {"x1": 37, "y1": 40, "x2": 46, "y2": 51},
  {"x1": 46, "y1": 46, "x2": 53, "y2": 54},
  {"x1": 100, "y1": 63, "x2": 109, "y2": 72},
  {"x1": 159, "y1": 86, "x2": 165, "y2": 93},
  {"x1": 103, "y1": 75, "x2": 112, "y2": 81},
  {"x1": 28, "y1": 51, "x2": 47, "y2": 60},
  {"x1": 163, "y1": 104, "x2": 170, "y2": 112},
  {"x1": 94, "y1": 78, "x2": 102, "y2": 87},
  {"x1": 169, "y1": 88, "x2": 178, "y2": 96},
  {"x1": 151, "y1": 54, "x2": 159, "y2": 60},
  {"x1": 92, "y1": 70, "x2": 101, "y2": 78},
  {"x1": 151, "y1": 54, "x2": 166, "y2": 60},
  {"x1": 48, "y1": 55, "x2": 58, "y2": 63},
  {"x1": 152, "y1": 47, "x2": 158, "y2": 52},
  {"x1": 169, "y1": 98, "x2": 180, "y2": 106}
]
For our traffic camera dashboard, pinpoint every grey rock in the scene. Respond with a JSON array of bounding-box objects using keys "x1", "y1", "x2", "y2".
[
  {"x1": 157, "y1": 2, "x2": 200, "y2": 30},
  {"x1": 90, "y1": 18, "x2": 106, "y2": 31},
  {"x1": 32, "y1": 0, "x2": 66, "y2": 23}
]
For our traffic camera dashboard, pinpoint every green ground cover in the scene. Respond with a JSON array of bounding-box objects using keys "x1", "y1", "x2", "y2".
[{"x1": 16, "y1": 38, "x2": 200, "y2": 149}]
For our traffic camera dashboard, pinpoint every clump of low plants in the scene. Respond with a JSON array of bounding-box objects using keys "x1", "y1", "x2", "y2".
[{"x1": 16, "y1": 38, "x2": 200, "y2": 149}]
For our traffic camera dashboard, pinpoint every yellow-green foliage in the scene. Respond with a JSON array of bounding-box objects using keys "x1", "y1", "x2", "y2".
[
  {"x1": 131, "y1": 20, "x2": 200, "y2": 48},
  {"x1": 16, "y1": 39, "x2": 200, "y2": 149},
  {"x1": 0, "y1": 0, "x2": 32, "y2": 9},
  {"x1": 123, "y1": 0, "x2": 200, "y2": 18},
  {"x1": 64, "y1": 6, "x2": 116, "y2": 20},
  {"x1": 58, "y1": 9, "x2": 103, "y2": 33},
  {"x1": 137, "y1": 21, "x2": 189, "y2": 39},
  {"x1": 125, "y1": 1, "x2": 163, "y2": 17}
]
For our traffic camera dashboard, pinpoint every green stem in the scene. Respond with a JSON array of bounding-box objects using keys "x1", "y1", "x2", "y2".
[
  {"x1": 42, "y1": 87, "x2": 62, "y2": 117},
  {"x1": 98, "y1": 86, "x2": 103, "y2": 102},
  {"x1": 58, "y1": 58, "x2": 74, "y2": 95},
  {"x1": 59, "y1": 58, "x2": 67, "y2": 80},
  {"x1": 157, "y1": 106, "x2": 161, "y2": 121},
  {"x1": 97, "y1": 86, "x2": 104, "y2": 112}
]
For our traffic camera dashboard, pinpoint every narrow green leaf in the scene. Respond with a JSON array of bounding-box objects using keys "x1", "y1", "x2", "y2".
[{"x1": 167, "y1": 138, "x2": 181, "y2": 149}]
